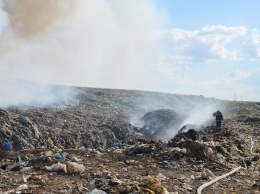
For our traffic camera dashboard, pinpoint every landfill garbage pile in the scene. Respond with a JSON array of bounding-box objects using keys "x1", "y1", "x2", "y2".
[
  {"x1": 0, "y1": 105, "x2": 137, "y2": 152},
  {"x1": 138, "y1": 109, "x2": 183, "y2": 140},
  {"x1": 0, "y1": 119, "x2": 259, "y2": 194},
  {"x1": 0, "y1": 86, "x2": 260, "y2": 193},
  {"x1": 0, "y1": 87, "x2": 228, "y2": 152}
]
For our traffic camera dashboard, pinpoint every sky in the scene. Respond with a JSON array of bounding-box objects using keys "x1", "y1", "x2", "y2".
[
  {"x1": 0, "y1": 0, "x2": 260, "y2": 106},
  {"x1": 155, "y1": 0, "x2": 260, "y2": 101}
]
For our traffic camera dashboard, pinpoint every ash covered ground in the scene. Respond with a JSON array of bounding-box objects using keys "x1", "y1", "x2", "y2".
[{"x1": 0, "y1": 86, "x2": 260, "y2": 194}]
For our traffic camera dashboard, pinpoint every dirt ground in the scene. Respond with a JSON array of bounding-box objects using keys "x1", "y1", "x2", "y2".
[{"x1": 0, "y1": 119, "x2": 259, "y2": 194}]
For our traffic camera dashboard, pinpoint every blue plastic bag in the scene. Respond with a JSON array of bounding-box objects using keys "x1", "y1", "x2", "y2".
[{"x1": 4, "y1": 142, "x2": 12, "y2": 151}]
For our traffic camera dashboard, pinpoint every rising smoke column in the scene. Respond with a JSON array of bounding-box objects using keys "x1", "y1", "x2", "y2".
[
  {"x1": 0, "y1": 0, "x2": 76, "y2": 54},
  {"x1": 2, "y1": 0, "x2": 75, "y2": 37},
  {"x1": 0, "y1": 0, "x2": 165, "y2": 107},
  {"x1": 0, "y1": 0, "x2": 78, "y2": 106}
]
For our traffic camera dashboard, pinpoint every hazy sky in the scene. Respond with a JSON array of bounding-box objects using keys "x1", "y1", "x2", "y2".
[{"x1": 0, "y1": 0, "x2": 260, "y2": 104}]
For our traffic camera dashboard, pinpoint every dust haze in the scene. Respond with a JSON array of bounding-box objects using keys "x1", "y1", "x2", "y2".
[{"x1": 0, "y1": 0, "x2": 164, "y2": 107}]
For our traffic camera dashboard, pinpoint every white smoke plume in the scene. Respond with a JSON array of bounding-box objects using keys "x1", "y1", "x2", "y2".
[
  {"x1": 0, "y1": 0, "x2": 164, "y2": 107},
  {"x1": 162, "y1": 103, "x2": 220, "y2": 140},
  {"x1": 129, "y1": 92, "x2": 223, "y2": 140},
  {"x1": 179, "y1": 104, "x2": 218, "y2": 128}
]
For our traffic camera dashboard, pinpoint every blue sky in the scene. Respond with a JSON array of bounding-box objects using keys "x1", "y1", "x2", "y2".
[
  {"x1": 156, "y1": 0, "x2": 260, "y2": 29},
  {"x1": 152, "y1": 0, "x2": 260, "y2": 101},
  {"x1": 0, "y1": 0, "x2": 260, "y2": 105}
]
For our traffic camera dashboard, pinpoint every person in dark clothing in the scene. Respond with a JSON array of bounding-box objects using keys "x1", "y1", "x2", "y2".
[{"x1": 213, "y1": 110, "x2": 224, "y2": 128}]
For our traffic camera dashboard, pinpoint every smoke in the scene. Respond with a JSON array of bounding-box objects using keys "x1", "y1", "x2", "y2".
[
  {"x1": 130, "y1": 93, "x2": 223, "y2": 140},
  {"x1": 0, "y1": 79, "x2": 74, "y2": 107},
  {"x1": 180, "y1": 104, "x2": 217, "y2": 128},
  {"x1": 3, "y1": 0, "x2": 75, "y2": 38},
  {"x1": 0, "y1": 0, "x2": 165, "y2": 107},
  {"x1": 162, "y1": 103, "x2": 219, "y2": 140}
]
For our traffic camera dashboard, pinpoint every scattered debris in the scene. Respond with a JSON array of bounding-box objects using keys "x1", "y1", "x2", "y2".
[
  {"x1": 45, "y1": 162, "x2": 67, "y2": 173},
  {"x1": 0, "y1": 88, "x2": 259, "y2": 193},
  {"x1": 67, "y1": 161, "x2": 85, "y2": 173}
]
